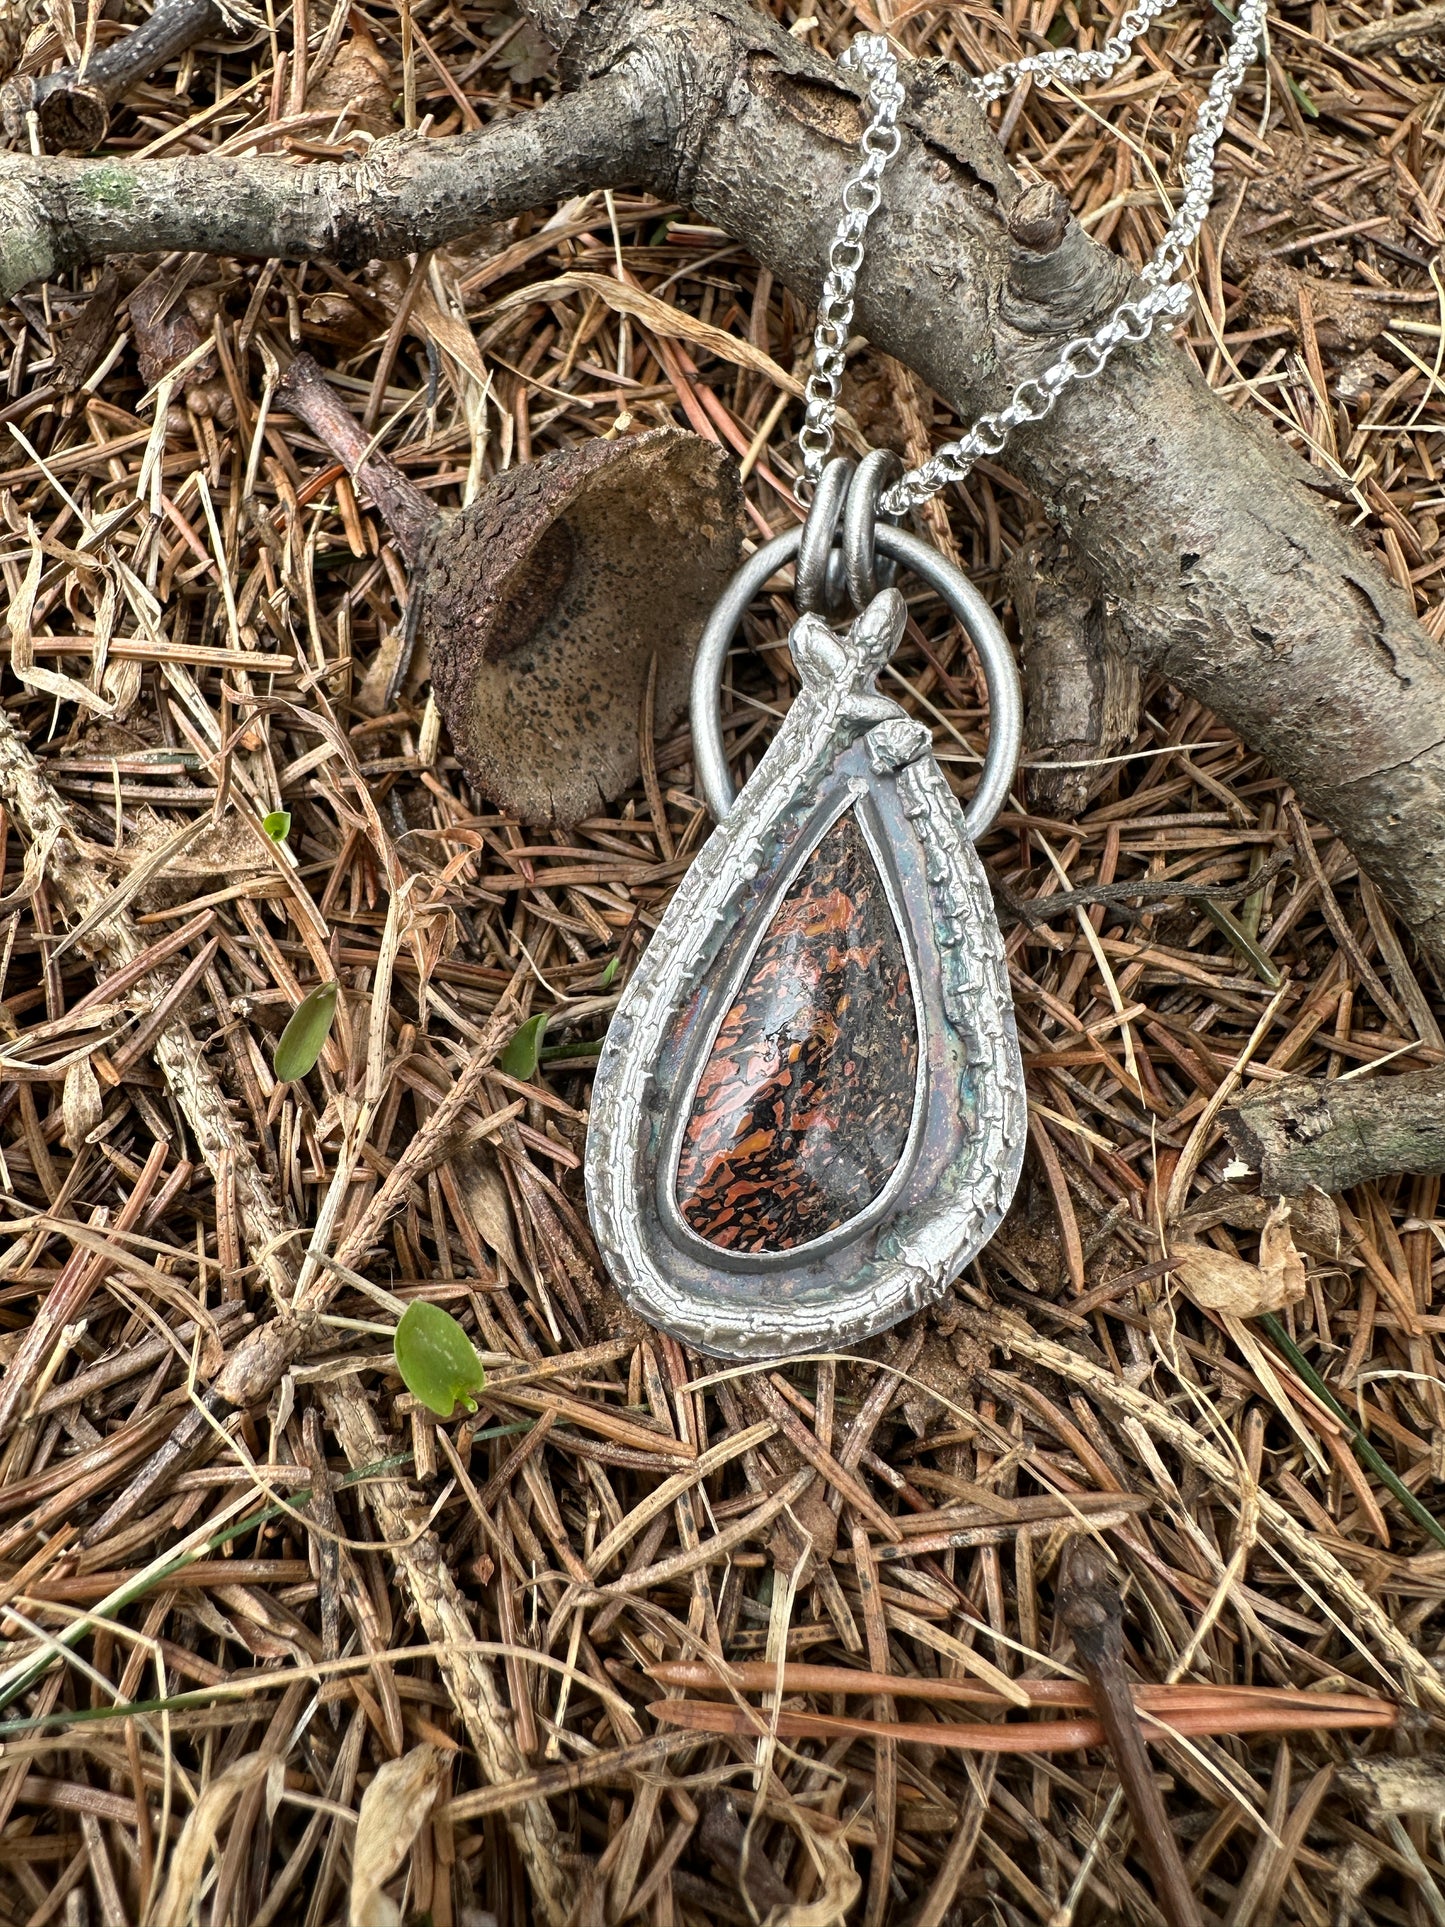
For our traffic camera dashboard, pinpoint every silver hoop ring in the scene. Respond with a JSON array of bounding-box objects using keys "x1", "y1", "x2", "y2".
[{"x1": 691, "y1": 523, "x2": 1022, "y2": 840}]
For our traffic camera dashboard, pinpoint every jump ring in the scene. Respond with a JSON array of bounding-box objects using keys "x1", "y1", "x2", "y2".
[
  {"x1": 842, "y1": 448, "x2": 903, "y2": 608},
  {"x1": 795, "y1": 457, "x2": 854, "y2": 615},
  {"x1": 691, "y1": 524, "x2": 1021, "y2": 840}
]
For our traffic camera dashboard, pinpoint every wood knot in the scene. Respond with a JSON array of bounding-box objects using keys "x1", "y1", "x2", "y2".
[{"x1": 1008, "y1": 182, "x2": 1070, "y2": 254}]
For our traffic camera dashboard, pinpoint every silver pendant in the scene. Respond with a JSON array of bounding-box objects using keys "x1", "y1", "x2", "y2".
[{"x1": 585, "y1": 458, "x2": 1027, "y2": 1359}]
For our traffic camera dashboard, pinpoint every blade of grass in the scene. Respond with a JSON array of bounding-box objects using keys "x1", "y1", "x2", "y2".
[{"x1": 1259, "y1": 1312, "x2": 1445, "y2": 1552}]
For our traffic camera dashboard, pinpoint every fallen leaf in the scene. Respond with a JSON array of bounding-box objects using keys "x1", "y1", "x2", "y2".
[
  {"x1": 128, "y1": 279, "x2": 215, "y2": 389},
  {"x1": 154, "y1": 1752, "x2": 271, "y2": 1927},
  {"x1": 1171, "y1": 1199, "x2": 1307, "y2": 1318},
  {"x1": 274, "y1": 981, "x2": 339, "y2": 1082},
  {"x1": 454, "y1": 1144, "x2": 520, "y2": 1276},
  {"x1": 499, "y1": 1010, "x2": 548, "y2": 1079},
  {"x1": 1176, "y1": 1182, "x2": 1341, "y2": 1259},
  {"x1": 349, "y1": 1743, "x2": 445, "y2": 1927},
  {"x1": 306, "y1": 19, "x2": 395, "y2": 132}
]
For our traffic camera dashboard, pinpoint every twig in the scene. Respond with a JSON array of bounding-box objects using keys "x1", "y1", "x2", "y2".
[
  {"x1": 1337, "y1": 2, "x2": 1445, "y2": 52},
  {"x1": 1, "y1": 0, "x2": 226, "y2": 151},
  {"x1": 277, "y1": 354, "x2": 437, "y2": 565},
  {"x1": 997, "y1": 849, "x2": 1295, "y2": 927},
  {"x1": 1058, "y1": 1545, "x2": 1203, "y2": 1927}
]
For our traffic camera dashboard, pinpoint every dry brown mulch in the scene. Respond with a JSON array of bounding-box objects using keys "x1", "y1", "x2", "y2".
[{"x1": 2, "y1": 0, "x2": 1445, "y2": 1922}]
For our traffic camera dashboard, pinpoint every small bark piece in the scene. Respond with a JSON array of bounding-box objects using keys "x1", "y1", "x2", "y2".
[
  {"x1": 54, "y1": 264, "x2": 125, "y2": 392},
  {"x1": 1011, "y1": 535, "x2": 1140, "y2": 818},
  {"x1": 424, "y1": 428, "x2": 742, "y2": 825},
  {"x1": 1223, "y1": 1065, "x2": 1445, "y2": 1195}
]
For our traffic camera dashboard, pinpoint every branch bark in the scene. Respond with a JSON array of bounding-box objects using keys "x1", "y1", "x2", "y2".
[
  {"x1": 4, "y1": 0, "x2": 1445, "y2": 970},
  {"x1": 1223, "y1": 1066, "x2": 1445, "y2": 1195},
  {"x1": 0, "y1": 69, "x2": 649, "y2": 296}
]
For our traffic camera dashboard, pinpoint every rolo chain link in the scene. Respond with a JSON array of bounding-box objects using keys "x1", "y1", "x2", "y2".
[
  {"x1": 798, "y1": 0, "x2": 1270, "y2": 513},
  {"x1": 796, "y1": 37, "x2": 906, "y2": 484}
]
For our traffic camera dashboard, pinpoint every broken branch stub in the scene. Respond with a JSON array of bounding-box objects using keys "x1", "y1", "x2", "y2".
[
  {"x1": 276, "y1": 356, "x2": 743, "y2": 822},
  {"x1": 1223, "y1": 1065, "x2": 1445, "y2": 1195},
  {"x1": 1, "y1": 0, "x2": 226, "y2": 152}
]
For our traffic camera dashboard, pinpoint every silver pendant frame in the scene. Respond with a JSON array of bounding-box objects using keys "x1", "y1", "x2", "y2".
[{"x1": 585, "y1": 533, "x2": 1027, "y2": 1360}]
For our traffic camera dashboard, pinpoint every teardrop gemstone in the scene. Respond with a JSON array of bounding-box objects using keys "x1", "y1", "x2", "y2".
[{"x1": 675, "y1": 809, "x2": 918, "y2": 1253}]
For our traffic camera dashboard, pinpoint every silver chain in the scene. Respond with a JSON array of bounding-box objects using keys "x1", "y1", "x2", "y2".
[
  {"x1": 796, "y1": 41, "x2": 906, "y2": 484},
  {"x1": 799, "y1": 2, "x2": 1270, "y2": 514}
]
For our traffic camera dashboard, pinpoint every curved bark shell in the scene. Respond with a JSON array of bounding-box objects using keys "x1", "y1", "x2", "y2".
[{"x1": 424, "y1": 427, "x2": 742, "y2": 825}]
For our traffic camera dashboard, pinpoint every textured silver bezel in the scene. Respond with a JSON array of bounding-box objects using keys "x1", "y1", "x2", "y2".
[{"x1": 585, "y1": 589, "x2": 1027, "y2": 1360}]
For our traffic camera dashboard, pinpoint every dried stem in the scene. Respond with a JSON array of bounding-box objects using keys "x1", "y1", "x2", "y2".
[
  {"x1": 277, "y1": 353, "x2": 437, "y2": 565},
  {"x1": 1059, "y1": 1544, "x2": 1203, "y2": 1927}
]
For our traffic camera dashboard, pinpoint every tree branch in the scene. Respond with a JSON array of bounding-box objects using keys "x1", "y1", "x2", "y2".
[
  {"x1": 1, "y1": 0, "x2": 226, "y2": 151},
  {"x1": 0, "y1": 68, "x2": 649, "y2": 295},
  {"x1": 1224, "y1": 1065, "x2": 1445, "y2": 1195},
  {"x1": 5, "y1": 0, "x2": 1445, "y2": 971}
]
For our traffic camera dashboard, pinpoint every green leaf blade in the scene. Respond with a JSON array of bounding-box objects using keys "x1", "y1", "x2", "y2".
[
  {"x1": 273, "y1": 981, "x2": 339, "y2": 1082},
  {"x1": 499, "y1": 1011, "x2": 549, "y2": 1080},
  {"x1": 262, "y1": 810, "x2": 292, "y2": 841},
  {"x1": 394, "y1": 1300, "x2": 486, "y2": 1418}
]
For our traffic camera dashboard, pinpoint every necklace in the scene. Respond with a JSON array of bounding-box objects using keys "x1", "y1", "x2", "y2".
[{"x1": 585, "y1": 4, "x2": 1268, "y2": 1358}]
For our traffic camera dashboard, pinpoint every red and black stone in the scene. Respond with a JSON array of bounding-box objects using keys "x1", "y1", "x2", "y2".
[{"x1": 675, "y1": 808, "x2": 918, "y2": 1253}]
